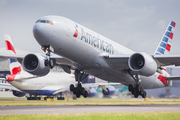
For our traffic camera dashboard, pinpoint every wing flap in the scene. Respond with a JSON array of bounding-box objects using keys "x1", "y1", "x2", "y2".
[
  {"x1": 0, "y1": 83, "x2": 22, "y2": 91},
  {"x1": 153, "y1": 55, "x2": 180, "y2": 66},
  {"x1": 104, "y1": 54, "x2": 130, "y2": 70}
]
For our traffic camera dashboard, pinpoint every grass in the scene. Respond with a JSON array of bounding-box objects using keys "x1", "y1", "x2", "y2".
[
  {"x1": 0, "y1": 112, "x2": 180, "y2": 120},
  {"x1": 0, "y1": 97, "x2": 180, "y2": 106}
]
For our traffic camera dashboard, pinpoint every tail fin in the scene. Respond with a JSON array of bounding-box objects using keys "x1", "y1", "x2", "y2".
[
  {"x1": 4, "y1": 34, "x2": 22, "y2": 76},
  {"x1": 154, "y1": 21, "x2": 176, "y2": 55}
]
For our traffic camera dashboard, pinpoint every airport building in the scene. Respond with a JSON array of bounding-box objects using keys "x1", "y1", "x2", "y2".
[{"x1": 0, "y1": 57, "x2": 10, "y2": 83}]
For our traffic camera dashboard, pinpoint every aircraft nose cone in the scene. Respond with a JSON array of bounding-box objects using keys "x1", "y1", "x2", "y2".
[{"x1": 33, "y1": 24, "x2": 50, "y2": 46}]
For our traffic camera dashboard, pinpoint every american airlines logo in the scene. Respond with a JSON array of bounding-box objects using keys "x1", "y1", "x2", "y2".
[
  {"x1": 80, "y1": 28, "x2": 114, "y2": 54},
  {"x1": 73, "y1": 23, "x2": 78, "y2": 38}
]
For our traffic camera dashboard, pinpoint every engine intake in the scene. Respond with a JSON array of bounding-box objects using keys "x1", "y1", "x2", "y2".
[
  {"x1": 22, "y1": 53, "x2": 50, "y2": 76},
  {"x1": 12, "y1": 90, "x2": 26, "y2": 97},
  {"x1": 128, "y1": 52, "x2": 157, "y2": 76},
  {"x1": 87, "y1": 88, "x2": 97, "y2": 97},
  {"x1": 102, "y1": 86, "x2": 115, "y2": 96}
]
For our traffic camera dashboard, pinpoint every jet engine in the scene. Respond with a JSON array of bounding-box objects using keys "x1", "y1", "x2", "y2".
[
  {"x1": 87, "y1": 88, "x2": 97, "y2": 97},
  {"x1": 22, "y1": 53, "x2": 50, "y2": 76},
  {"x1": 12, "y1": 90, "x2": 26, "y2": 97},
  {"x1": 128, "y1": 52, "x2": 157, "y2": 76},
  {"x1": 102, "y1": 86, "x2": 115, "y2": 95}
]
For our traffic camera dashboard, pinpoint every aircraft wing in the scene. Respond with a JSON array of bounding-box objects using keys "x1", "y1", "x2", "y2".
[
  {"x1": 153, "y1": 55, "x2": 180, "y2": 66},
  {"x1": 0, "y1": 54, "x2": 24, "y2": 60},
  {"x1": 0, "y1": 83, "x2": 22, "y2": 92},
  {"x1": 0, "y1": 53, "x2": 74, "y2": 68},
  {"x1": 104, "y1": 54, "x2": 180, "y2": 70},
  {"x1": 104, "y1": 54, "x2": 131, "y2": 70}
]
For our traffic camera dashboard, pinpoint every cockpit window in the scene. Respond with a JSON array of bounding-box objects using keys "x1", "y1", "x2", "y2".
[
  {"x1": 35, "y1": 19, "x2": 53, "y2": 25},
  {"x1": 36, "y1": 19, "x2": 41, "y2": 23},
  {"x1": 40, "y1": 20, "x2": 46, "y2": 23}
]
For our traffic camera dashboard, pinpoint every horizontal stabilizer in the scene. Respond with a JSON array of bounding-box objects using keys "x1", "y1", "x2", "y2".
[{"x1": 165, "y1": 76, "x2": 180, "y2": 80}]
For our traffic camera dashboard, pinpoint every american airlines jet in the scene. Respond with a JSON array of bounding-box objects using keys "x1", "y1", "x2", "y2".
[
  {"x1": 0, "y1": 35, "x2": 118, "y2": 100},
  {"x1": 1, "y1": 16, "x2": 179, "y2": 98}
]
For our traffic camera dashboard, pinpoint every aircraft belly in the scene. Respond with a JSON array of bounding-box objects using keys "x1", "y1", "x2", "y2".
[
  {"x1": 22, "y1": 90, "x2": 56, "y2": 95},
  {"x1": 83, "y1": 68, "x2": 134, "y2": 86},
  {"x1": 10, "y1": 81, "x2": 42, "y2": 91}
]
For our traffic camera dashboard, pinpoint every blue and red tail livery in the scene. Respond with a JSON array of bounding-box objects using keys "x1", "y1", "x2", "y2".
[
  {"x1": 4, "y1": 34, "x2": 22, "y2": 82},
  {"x1": 154, "y1": 21, "x2": 176, "y2": 55}
]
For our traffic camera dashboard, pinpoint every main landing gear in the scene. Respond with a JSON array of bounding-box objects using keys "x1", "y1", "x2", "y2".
[
  {"x1": 69, "y1": 69, "x2": 89, "y2": 98},
  {"x1": 128, "y1": 74, "x2": 146, "y2": 98},
  {"x1": 42, "y1": 45, "x2": 55, "y2": 69}
]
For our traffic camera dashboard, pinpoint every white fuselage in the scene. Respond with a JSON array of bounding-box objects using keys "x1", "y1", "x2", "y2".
[
  {"x1": 33, "y1": 16, "x2": 170, "y2": 89},
  {"x1": 9, "y1": 71, "x2": 76, "y2": 95}
]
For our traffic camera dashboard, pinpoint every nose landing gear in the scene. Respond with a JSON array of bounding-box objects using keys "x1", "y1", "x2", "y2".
[
  {"x1": 69, "y1": 69, "x2": 89, "y2": 98},
  {"x1": 42, "y1": 45, "x2": 55, "y2": 69}
]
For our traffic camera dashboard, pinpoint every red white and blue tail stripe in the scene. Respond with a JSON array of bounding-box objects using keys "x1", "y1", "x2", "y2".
[
  {"x1": 154, "y1": 21, "x2": 176, "y2": 55},
  {"x1": 4, "y1": 34, "x2": 22, "y2": 82}
]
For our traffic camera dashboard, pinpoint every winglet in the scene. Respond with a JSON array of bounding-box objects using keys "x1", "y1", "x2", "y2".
[{"x1": 154, "y1": 21, "x2": 176, "y2": 55}]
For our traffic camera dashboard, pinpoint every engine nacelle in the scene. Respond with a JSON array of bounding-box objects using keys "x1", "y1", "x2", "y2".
[
  {"x1": 12, "y1": 90, "x2": 26, "y2": 97},
  {"x1": 128, "y1": 52, "x2": 157, "y2": 76},
  {"x1": 102, "y1": 86, "x2": 115, "y2": 96},
  {"x1": 22, "y1": 53, "x2": 50, "y2": 76},
  {"x1": 88, "y1": 88, "x2": 97, "y2": 97}
]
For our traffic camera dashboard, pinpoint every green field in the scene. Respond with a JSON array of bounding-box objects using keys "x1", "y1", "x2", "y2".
[
  {"x1": 0, "y1": 112, "x2": 180, "y2": 120},
  {"x1": 0, "y1": 97, "x2": 180, "y2": 106}
]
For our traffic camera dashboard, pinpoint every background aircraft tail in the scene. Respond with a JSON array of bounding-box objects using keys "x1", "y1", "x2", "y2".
[
  {"x1": 154, "y1": 21, "x2": 176, "y2": 55},
  {"x1": 4, "y1": 34, "x2": 22, "y2": 76}
]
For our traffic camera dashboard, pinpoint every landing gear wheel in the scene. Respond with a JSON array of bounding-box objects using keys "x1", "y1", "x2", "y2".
[
  {"x1": 128, "y1": 74, "x2": 145, "y2": 98},
  {"x1": 139, "y1": 87, "x2": 144, "y2": 95},
  {"x1": 70, "y1": 84, "x2": 75, "y2": 92},
  {"x1": 81, "y1": 87, "x2": 85, "y2": 94},
  {"x1": 134, "y1": 92, "x2": 139, "y2": 98},
  {"x1": 57, "y1": 97, "x2": 65, "y2": 100},
  {"x1": 128, "y1": 84, "x2": 133, "y2": 92},
  {"x1": 141, "y1": 91, "x2": 146, "y2": 98},
  {"x1": 44, "y1": 59, "x2": 49, "y2": 66},
  {"x1": 70, "y1": 69, "x2": 89, "y2": 98},
  {"x1": 44, "y1": 58, "x2": 55, "y2": 69},
  {"x1": 73, "y1": 88, "x2": 77, "y2": 94},
  {"x1": 83, "y1": 90, "x2": 88, "y2": 98},
  {"x1": 49, "y1": 59, "x2": 55, "y2": 69},
  {"x1": 43, "y1": 45, "x2": 55, "y2": 69},
  {"x1": 137, "y1": 86, "x2": 141, "y2": 93},
  {"x1": 76, "y1": 93, "x2": 80, "y2": 98}
]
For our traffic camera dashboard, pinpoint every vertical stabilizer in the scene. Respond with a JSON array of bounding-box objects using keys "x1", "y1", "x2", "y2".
[
  {"x1": 4, "y1": 34, "x2": 22, "y2": 76},
  {"x1": 154, "y1": 21, "x2": 176, "y2": 55}
]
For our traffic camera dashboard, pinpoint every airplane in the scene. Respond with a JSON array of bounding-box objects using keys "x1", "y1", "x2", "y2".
[
  {"x1": 1, "y1": 16, "x2": 179, "y2": 99},
  {"x1": 0, "y1": 35, "x2": 119, "y2": 100}
]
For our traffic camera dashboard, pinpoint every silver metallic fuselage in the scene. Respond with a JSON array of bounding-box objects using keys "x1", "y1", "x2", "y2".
[{"x1": 33, "y1": 16, "x2": 170, "y2": 89}]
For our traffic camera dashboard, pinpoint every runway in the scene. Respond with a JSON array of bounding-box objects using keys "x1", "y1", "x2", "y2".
[{"x1": 0, "y1": 105, "x2": 180, "y2": 115}]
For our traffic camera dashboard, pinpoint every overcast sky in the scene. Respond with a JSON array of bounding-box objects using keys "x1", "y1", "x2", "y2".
[{"x1": 0, "y1": 0, "x2": 180, "y2": 54}]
